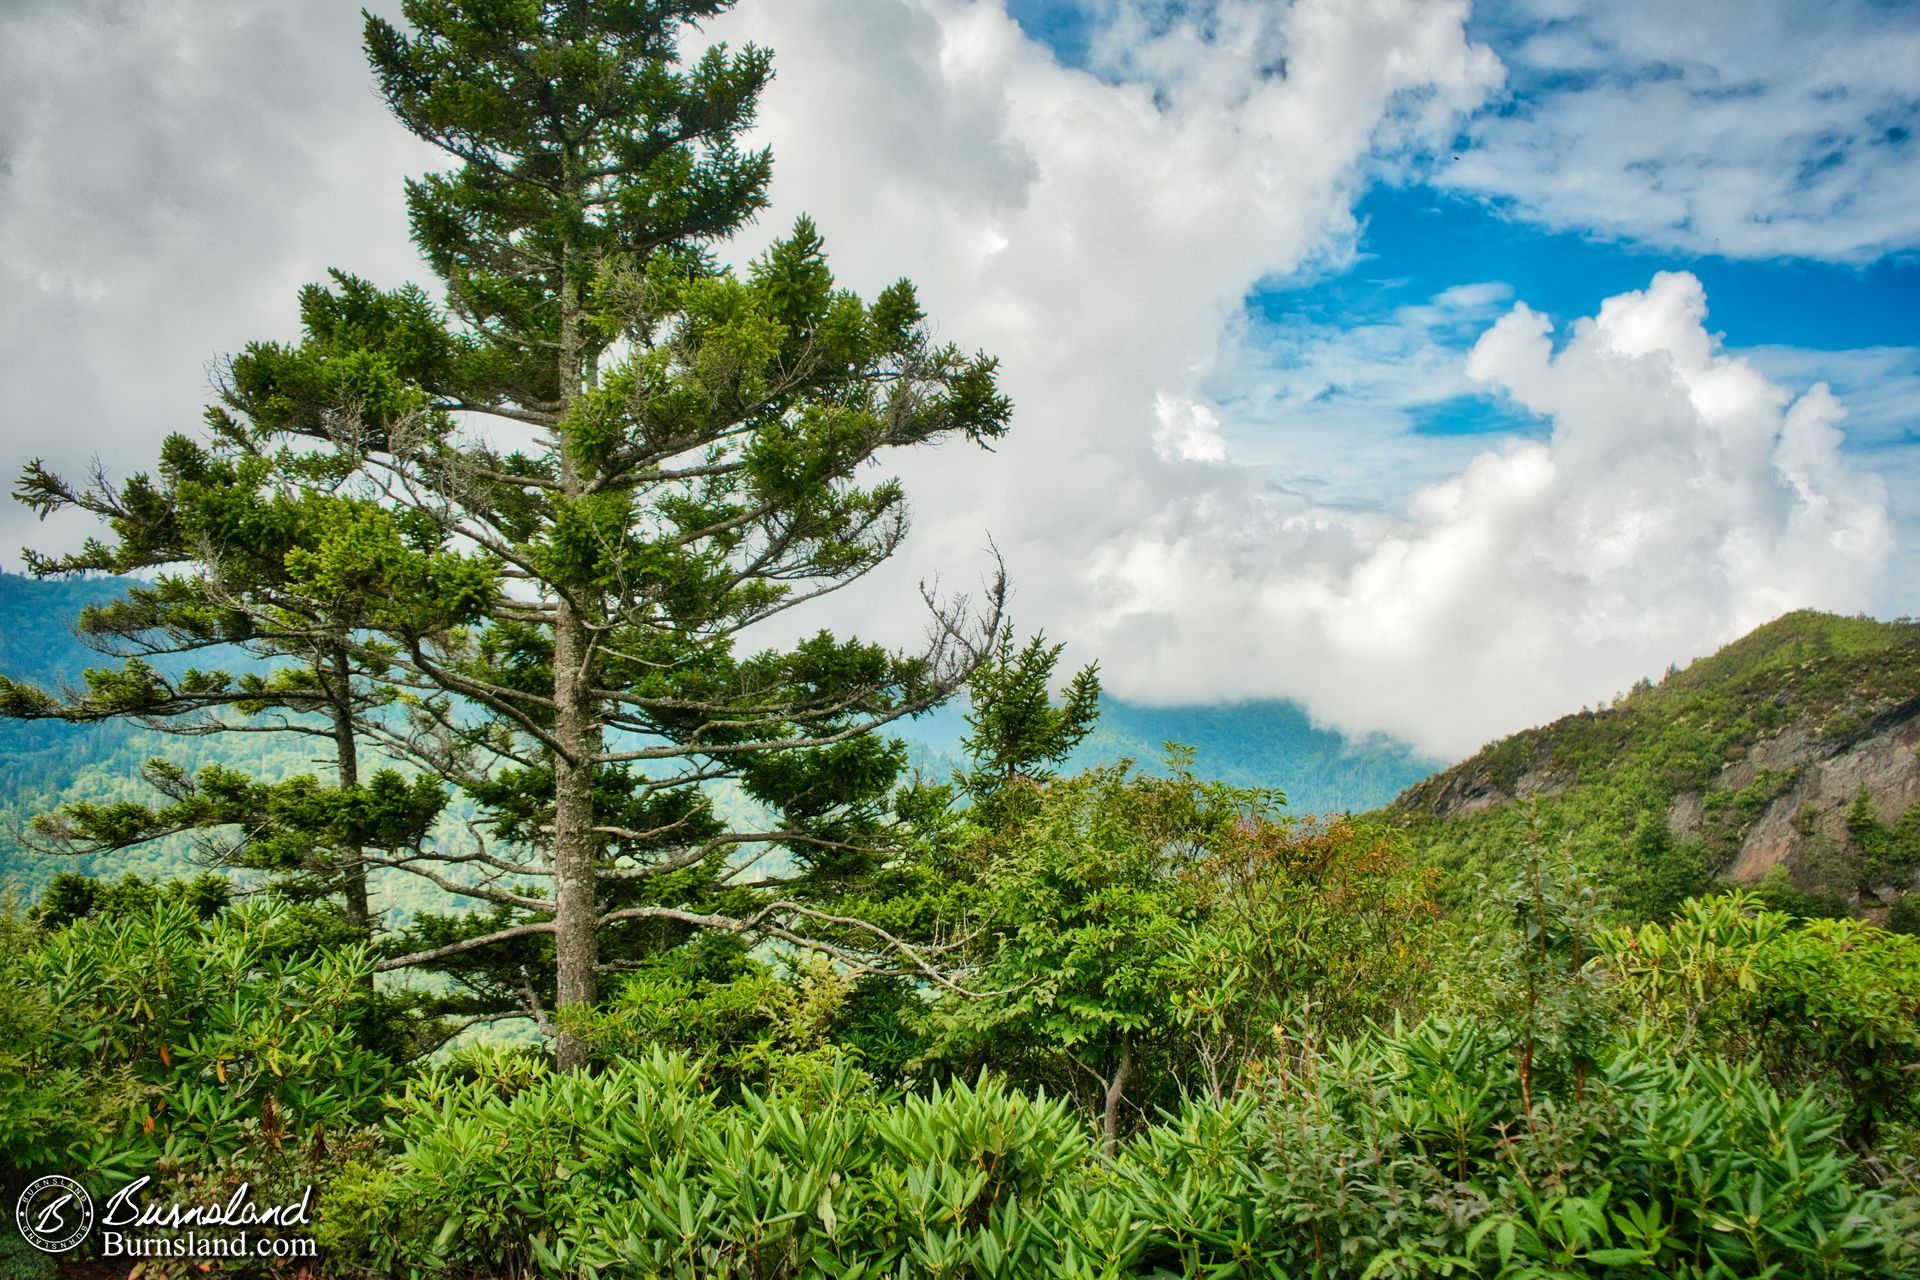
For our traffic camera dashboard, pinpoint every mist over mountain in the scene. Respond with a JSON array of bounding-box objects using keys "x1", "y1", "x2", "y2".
[
  {"x1": 12, "y1": 573, "x2": 1915, "y2": 924},
  {"x1": 0, "y1": 574, "x2": 1440, "y2": 898},
  {"x1": 896, "y1": 696, "x2": 1438, "y2": 815}
]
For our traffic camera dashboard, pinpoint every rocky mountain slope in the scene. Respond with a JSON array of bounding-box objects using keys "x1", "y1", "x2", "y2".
[{"x1": 1389, "y1": 611, "x2": 1920, "y2": 920}]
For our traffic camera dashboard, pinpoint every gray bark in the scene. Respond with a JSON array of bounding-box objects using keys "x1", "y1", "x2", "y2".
[
  {"x1": 1101, "y1": 1037, "x2": 1134, "y2": 1159},
  {"x1": 549, "y1": 196, "x2": 601, "y2": 1073}
]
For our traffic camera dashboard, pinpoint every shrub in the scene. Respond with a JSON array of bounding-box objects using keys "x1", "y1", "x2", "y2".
[
  {"x1": 0, "y1": 897, "x2": 392, "y2": 1179},
  {"x1": 324, "y1": 1028, "x2": 1917, "y2": 1279},
  {"x1": 1600, "y1": 893, "x2": 1920, "y2": 1147},
  {"x1": 926, "y1": 764, "x2": 1440, "y2": 1148}
]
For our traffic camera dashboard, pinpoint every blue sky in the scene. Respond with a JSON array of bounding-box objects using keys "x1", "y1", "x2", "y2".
[
  {"x1": 1, "y1": 0, "x2": 1914, "y2": 756},
  {"x1": 946, "y1": 0, "x2": 1919, "y2": 759},
  {"x1": 1289, "y1": 184, "x2": 1920, "y2": 355},
  {"x1": 1003, "y1": 0, "x2": 1918, "y2": 442},
  {"x1": 1269, "y1": 183, "x2": 1920, "y2": 444}
]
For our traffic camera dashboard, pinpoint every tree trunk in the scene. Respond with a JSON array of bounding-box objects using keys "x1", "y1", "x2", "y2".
[
  {"x1": 549, "y1": 202, "x2": 600, "y2": 1073},
  {"x1": 1101, "y1": 1036, "x2": 1134, "y2": 1159},
  {"x1": 327, "y1": 644, "x2": 371, "y2": 937},
  {"x1": 550, "y1": 598, "x2": 601, "y2": 1071}
]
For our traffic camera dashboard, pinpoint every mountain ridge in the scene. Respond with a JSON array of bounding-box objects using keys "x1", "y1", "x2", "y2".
[
  {"x1": 1388, "y1": 609, "x2": 1920, "y2": 920},
  {"x1": 0, "y1": 574, "x2": 1440, "y2": 899},
  {"x1": 12, "y1": 572, "x2": 1913, "y2": 922},
  {"x1": 896, "y1": 694, "x2": 1439, "y2": 815}
]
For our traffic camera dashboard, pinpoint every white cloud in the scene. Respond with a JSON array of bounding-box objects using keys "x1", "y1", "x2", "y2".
[
  {"x1": 0, "y1": 0, "x2": 431, "y2": 554},
  {"x1": 1742, "y1": 342, "x2": 1920, "y2": 616},
  {"x1": 1077, "y1": 272, "x2": 1895, "y2": 757},
  {"x1": 1439, "y1": 0, "x2": 1920, "y2": 261},
  {"x1": 710, "y1": 3, "x2": 1899, "y2": 756},
  {"x1": 2, "y1": 0, "x2": 1910, "y2": 764},
  {"x1": 704, "y1": 0, "x2": 1507, "y2": 669},
  {"x1": 1744, "y1": 343, "x2": 1920, "y2": 451},
  {"x1": 1, "y1": 0, "x2": 1505, "y2": 646},
  {"x1": 1152, "y1": 395, "x2": 1229, "y2": 464}
]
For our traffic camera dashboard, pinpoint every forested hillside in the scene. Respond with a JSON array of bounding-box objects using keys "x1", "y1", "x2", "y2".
[
  {"x1": 0, "y1": 574, "x2": 1436, "y2": 900},
  {"x1": 899, "y1": 694, "x2": 1436, "y2": 814},
  {"x1": 1070, "y1": 697, "x2": 1436, "y2": 810},
  {"x1": 1390, "y1": 609, "x2": 1920, "y2": 922},
  {"x1": 0, "y1": 575, "x2": 305, "y2": 892}
]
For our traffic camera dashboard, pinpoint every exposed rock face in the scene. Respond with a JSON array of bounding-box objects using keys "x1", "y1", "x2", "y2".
[
  {"x1": 1719, "y1": 700, "x2": 1920, "y2": 896},
  {"x1": 1391, "y1": 720, "x2": 1573, "y2": 820},
  {"x1": 1387, "y1": 612, "x2": 1920, "y2": 912},
  {"x1": 1431, "y1": 700, "x2": 1920, "y2": 902}
]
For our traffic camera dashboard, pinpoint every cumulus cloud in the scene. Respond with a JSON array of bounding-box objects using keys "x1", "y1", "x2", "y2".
[
  {"x1": 1, "y1": 0, "x2": 1909, "y2": 762},
  {"x1": 708, "y1": 2, "x2": 1899, "y2": 756},
  {"x1": 1736, "y1": 343, "x2": 1920, "y2": 622},
  {"x1": 1152, "y1": 395, "x2": 1229, "y2": 465},
  {"x1": 702, "y1": 0, "x2": 1507, "y2": 648},
  {"x1": 1078, "y1": 272, "x2": 1894, "y2": 757},
  {"x1": 0, "y1": 0, "x2": 1498, "y2": 569},
  {"x1": 1439, "y1": 0, "x2": 1920, "y2": 261},
  {"x1": 0, "y1": 0, "x2": 431, "y2": 555}
]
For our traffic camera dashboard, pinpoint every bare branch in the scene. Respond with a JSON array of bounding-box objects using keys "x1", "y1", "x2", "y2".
[{"x1": 375, "y1": 920, "x2": 558, "y2": 972}]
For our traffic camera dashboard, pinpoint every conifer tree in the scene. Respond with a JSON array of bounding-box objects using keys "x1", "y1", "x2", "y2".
[
  {"x1": 961, "y1": 628, "x2": 1101, "y2": 795},
  {"x1": 3, "y1": 440, "x2": 460, "y2": 938},
  {"x1": 209, "y1": 0, "x2": 1011, "y2": 1065}
]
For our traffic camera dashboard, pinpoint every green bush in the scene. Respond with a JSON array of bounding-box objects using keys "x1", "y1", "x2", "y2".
[
  {"x1": 327, "y1": 1029, "x2": 1915, "y2": 1279},
  {"x1": 0, "y1": 1232, "x2": 55, "y2": 1280},
  {"x1": 568, "y1": 939, "x2": 869, "y2": 1098},
  {"x1": 8, "y1": 781, "x2": 1920, "y2": 1279},
  {"x1": 1601, "y1": 893, "x2": 1920, "y2": 1146},
  {"x1": 0, "y1": 896, "x2": 392, "y2": 1178},
  {"x1": 925, "y1": 763, "x2": 1441, "y2": 1146},
  {"x1": 314, "y1": 845, "x2": 1920, "y2": 1279}
]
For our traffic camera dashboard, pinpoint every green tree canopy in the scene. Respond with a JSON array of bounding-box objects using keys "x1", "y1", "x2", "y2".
[
  {"x1": 198, "y1": 0, "x2": 1012, "y2": 1066},
  {"x1": 959, "y1": 627, "x2": 1099, "y2": 810},
  {"x1": 6, "y1": 433, "x2": 466, "y2": 935}
]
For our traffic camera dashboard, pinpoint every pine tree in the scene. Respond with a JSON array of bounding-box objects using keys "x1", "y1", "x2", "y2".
[
  {"x1": 212, "y1": 0, "x2": 1011, "y2": 1066},
  {"x1": 960, "y1": 628, "x2": 1101, "y2": 805},
  {"x1": 3, "y1": 439, "x2": 462, "y2": 938}
]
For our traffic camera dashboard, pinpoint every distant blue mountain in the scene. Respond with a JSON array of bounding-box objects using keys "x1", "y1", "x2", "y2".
[
  {"x1": 899, "y1": 695, "x2": 1439, "y2": 815},
  {"x1": 0, "y1": 574, "x2": 1439, "y2": 874},
  {"x1": 0, "y1": 574, "x2": 320, "y2": 894}
]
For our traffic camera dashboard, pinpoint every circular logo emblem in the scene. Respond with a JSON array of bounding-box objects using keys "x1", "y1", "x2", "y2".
[{"x1": 15, "y1": 1175, "x2": 93, "y2": 1254}]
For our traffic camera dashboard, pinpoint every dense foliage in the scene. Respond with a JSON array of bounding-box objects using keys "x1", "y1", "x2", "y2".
[
  {"x1": 318, "y1": 1032, "x2": 1913, "y2": 1280},
  {"x1": 0, "y1": 895, "x2": 394, "y2": 1178},
  {"x1": 924, "y1": 761, "x2": 1441, "y2": 1152},
  {"x1": 3, "y1": 4, "x2": 1918, "y2": 1278},
  {"x1": 1392, "y1": 611, "x2": 1920, "y2": 922},
  {"x1": 7, "y1": 855, "x2": 1912, "y2": 1274},
  {"x1": 1601, "y1": 893, "x2": 1920, "y2": 1149}
]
